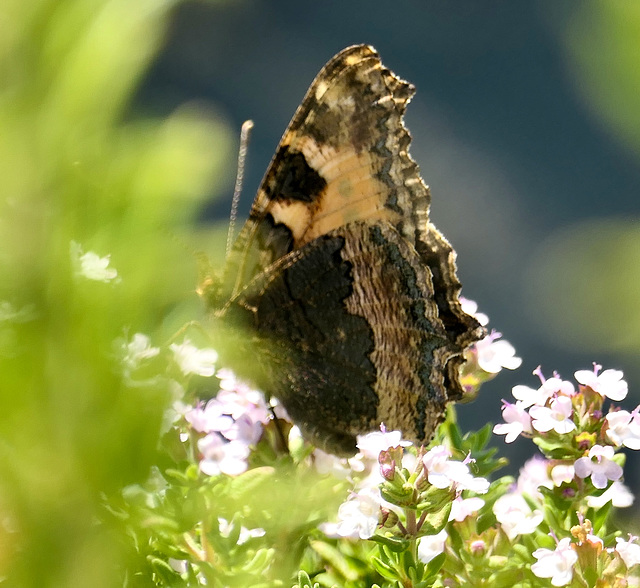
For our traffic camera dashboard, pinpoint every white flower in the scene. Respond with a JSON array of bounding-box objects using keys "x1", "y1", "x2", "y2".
[
  {"x1": 529, "y1": 396, "x2": 576, "y2": 434},
  {"x1": 121, "y1": 333, "x2": 160, "y2": 371},
  {"x1": 474, "y1": 333, "x2": 522, "y2": 373},
  {"x1": 417, "y1": 529, "x2": 447, "y2": 564},
  {"x1": 198, "y1": 434, "x2": 250, "y2": 476},
  {"x1": 422, "y1": 445, "x2": 457, "y2": 489},
  {"x1": 511, "y1": 384, "x2": 548, "y2": 409},
  {"x1": 616, "y1": 537, "x2": 640, "y2": 568},
  {"x1": 218, "y1": 517, "x2": 265, "y2": 545},
  {"x1": 574, "y1": 445, "x2": 623, "y2": 489},
  {"x1": 422, "y1": 446, "x2": 489, "y2": 493},
  {"x1": 169, "y1": 558, "x2": 188, "y2": 574},
  {"x1": 333, "y1": 488, "x2": 382, "y2": 539},
  {"x1": 586, "y1": 480, "x2": 633, "y2": 508},
  {"x1": 170, "y1": 340, "x2": 217, "y2": 376},
  {"x1": 161, "y1": 381, "x2": 189, "y2": 432},
  {"x1": 356, "y1": 428, "x2": 411, "y2": 460},
  {"x1": 606, "y1": 410, "x2": 640, "y2": 450},
  {"x1": 493, "y1": 493, "x2": 543, "y2": 539},
  {"x1": 531, "y1": 537, "x2": 578, "y2": 586},
  {"x1": 453, "y1": 468, "x2": 490, "y2": 494},
  {"x1": 550, "y1": 463, "x2": 575, "y2": 486},
  {"x1": 540, "y1": 375, "x2": 576, "y2": 398},
  {"x1": 493, "y1": 401, "x2": 532, "y2": 442},
  {"x1": 460, "y1": 297, "x2": 489, "y2": 326},
  {"x1": 449, "y1": 496, "x2": 484, "y2": 522},
  {"x1": 0, "y1": 301, "x2": 35, "y2": 323},
  {"x1": 312, "y1": 449, "x2": 352, "y2": 479},
  {"x1": 511, "y1": 374, "x2": 574, "y2": 409},
  {"x1": 71, "y1": 241, "x2": 119, "y2": 282},
  {"x1": 575, "y1": 364, "x2": 628, "y2": 401}
]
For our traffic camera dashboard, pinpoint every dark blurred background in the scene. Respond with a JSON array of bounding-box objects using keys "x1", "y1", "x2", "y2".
[{"x1": 138, "y1": 0, "x2": 640, "y2": 485}]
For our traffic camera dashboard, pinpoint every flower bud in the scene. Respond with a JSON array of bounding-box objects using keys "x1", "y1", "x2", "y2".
[
  {"x1": 378, "y1": 449, "x2": 397, "y2": 481},
  {"x1": 380, "y1": 508, "x2": 399, "y2": 528}
]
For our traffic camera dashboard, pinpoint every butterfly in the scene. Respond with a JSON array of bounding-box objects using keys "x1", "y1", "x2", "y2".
[{"x1": 202, "y1": 44, "x2": 484, "y2": 456}]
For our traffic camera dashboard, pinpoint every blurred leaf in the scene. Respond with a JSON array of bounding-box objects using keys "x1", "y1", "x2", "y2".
[
  {"x1": 525, "y1": 218, "x2": 640, "y2": 353},
  {"x1": 0, "y1": 0, "x2": 232, "y2": 585},
  {"x1": 558, "y1": 1, "x2": 640, "y2": 157}
]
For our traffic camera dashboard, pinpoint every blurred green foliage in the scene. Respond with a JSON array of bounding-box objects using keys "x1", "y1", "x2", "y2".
[
  {"x1": 0, "y1": 0, "x2": 231, "y2": 585},
  {"x1": 564, "y1": 1, "x2": 640, "y2": 159},
  {"x1": 527, "y1": 2, "x2": 640, "y2": 358},
  {"x1": 525, "y1": 218, "x2": 640, "y2": 354}
]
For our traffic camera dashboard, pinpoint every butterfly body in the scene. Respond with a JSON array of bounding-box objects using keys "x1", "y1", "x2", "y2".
[{"x1": 208, "y1": 45, "x2": 483, "y2": 455}]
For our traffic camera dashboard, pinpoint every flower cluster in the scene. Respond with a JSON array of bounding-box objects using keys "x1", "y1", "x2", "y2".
[
  {"x1": 493, "y1": 363, "x2": 637, "y2": 496},
  {"x1": 488, "y1": 364, "x2": 640, "y2": 586},
  {"x1": 176, "y1": 368, "x2": 275, "y2": 476},
  {"x1": 318, "y1": 428, "x2": 491, "y2": 585},
  {"x1": 109, "y1": 295, "x2": 640, "y2": 588},
  {"x1": 458, "y1": 297, "x2": 522, "y2": 395}
]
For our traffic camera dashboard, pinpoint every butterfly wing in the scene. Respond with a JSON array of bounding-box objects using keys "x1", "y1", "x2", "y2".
[
  {"x1": 211, "y1": 45, "x2": 484, "y2": 454},
  {"x1": 220, "y1": 45, "x2": 413, "y2": 300},
  {"x1": 231, "y1": 222, "x2": 457, "y2": 455}
]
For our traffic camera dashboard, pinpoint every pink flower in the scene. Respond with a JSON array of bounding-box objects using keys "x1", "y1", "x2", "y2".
[
  {"x1": 221, "y1": 414, "x2": 263, "y2": 445},
  {"x1": 198, "y1": 434, "x2": 250, "y2": 476},
  {"x1": 574, "y1": 364, "x2": 628, "y2": 401},
  {"x1": 531, "y1": 537, "x2": 578, "y2": 586},
  {"x1": 216, "y1": 369, "x2": 272, "y2": 424},
  {"x1": 356, "y1": 428, "x2": 411, "y2": 460},
  {"x1": 550, "y1": 463, "x2": 575, "y2": 486},
  {"x1": 512, "y1": 368, "x2": 575, "y2": 410},
  {"x1": 422, "y1": 446, "x2": 458, "y2": 489},
  {"x1": 529, "y1": 396, "x2": 576, "y2": 434},
  {"x1": 185, "y1": 402, "x2": 230, "y2": 433},
  {"x1": 449, "y1": 496, "x2": 485, "y2": 522},
  {"x1": 539, "y1": 375, "x2": 576, "y2": 398},
  {"x1": 474, "y1": 332, "x2": 522, "y2": 373},
  {"x1": 493, "y1": 401, "x2": 532, "y2": 442},
  {"x1": 517, "y1": 456, "x2": 553, "y2": 498},
  {"x1": 574, "y1": 445, "x2": 623, "y2": 489}
]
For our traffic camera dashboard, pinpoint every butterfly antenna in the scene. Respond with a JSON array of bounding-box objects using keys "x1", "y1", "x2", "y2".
[{"x1": 226, "y1": 119, "x2": 254, "y2": 257}]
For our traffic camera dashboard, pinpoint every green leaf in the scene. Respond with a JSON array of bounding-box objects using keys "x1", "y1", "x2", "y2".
[
  {"x1": 148, "y1": 556, "x2": 184, "y2": 586},
  {"x1": 310, "y1": 540, "x2": 362, "y2": 581},
  {"x1": 419, "y1": 503, "x2": 451, "y2": 536},
  {"x1": 370, "y1": 556, "x2": 401, "y2": 581},
  {"x1": 293, "y1": 570, "x2": 319, "y2": 588},
  {"x1": 583, "y1": 565, "x2": 599, "y2": 588},
  {"x1": 590, "y1": 500, "x2": 613, "y2": 533},
  {"x1": 423, "y1": 551, "x2": 446, "y2": 577},
  {"x1": 369, "y1": 534, "x2": 410, "y2": 552},
  {"x1": 227, "y1": 466, "x2": 277, "y2": 499}
]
